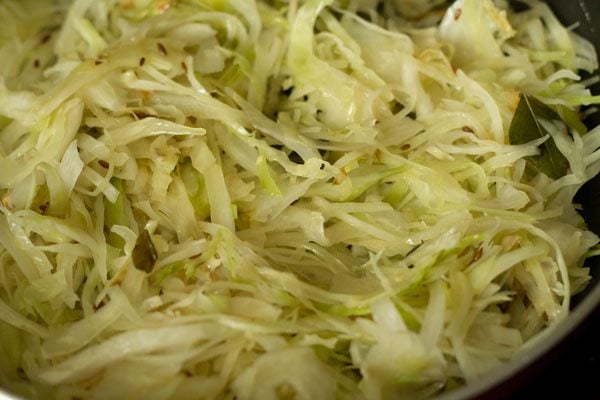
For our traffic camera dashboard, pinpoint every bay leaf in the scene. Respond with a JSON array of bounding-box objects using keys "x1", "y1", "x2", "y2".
[
  {"x1": 132, "y1": 229, "x2": 157, "y2": 273},
  {"x1": 508, "y1": 94, "x2": 570, "y2": 179},
  {"x1": 553, "y1": 103, "x2": 587, "y2": 135}
]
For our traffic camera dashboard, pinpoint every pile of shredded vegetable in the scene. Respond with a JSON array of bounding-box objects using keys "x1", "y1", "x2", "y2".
[{"x1": 2, "y1": 0, "x2": 600, "y2": 399}]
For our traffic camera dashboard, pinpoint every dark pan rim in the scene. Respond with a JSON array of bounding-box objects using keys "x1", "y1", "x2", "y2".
[{"x1": 435, "y1": 277, "x2": 600, "y2": 400}]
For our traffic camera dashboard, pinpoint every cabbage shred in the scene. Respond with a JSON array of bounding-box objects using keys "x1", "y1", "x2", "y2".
[{"x1": 0, "y1": 0, "x2": 599, "y2": 399}]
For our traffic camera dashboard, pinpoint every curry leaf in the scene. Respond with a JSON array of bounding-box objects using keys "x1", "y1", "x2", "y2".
[{"x1": 508, "y1": 94, "x2": 570, "y2": 179}]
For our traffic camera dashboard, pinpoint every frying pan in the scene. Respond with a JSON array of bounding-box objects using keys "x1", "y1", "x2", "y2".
[
  {"x1": 439, "y1": 0, "x2": 600, "y2": 398},
  {"x1": 0, "y1": 1, "x2": 599, "y2": 399}
]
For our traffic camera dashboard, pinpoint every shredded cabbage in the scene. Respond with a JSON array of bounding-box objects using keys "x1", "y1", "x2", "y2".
[{"x1": 0, "y1": 0, "x2": 599, "y2": 399}]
